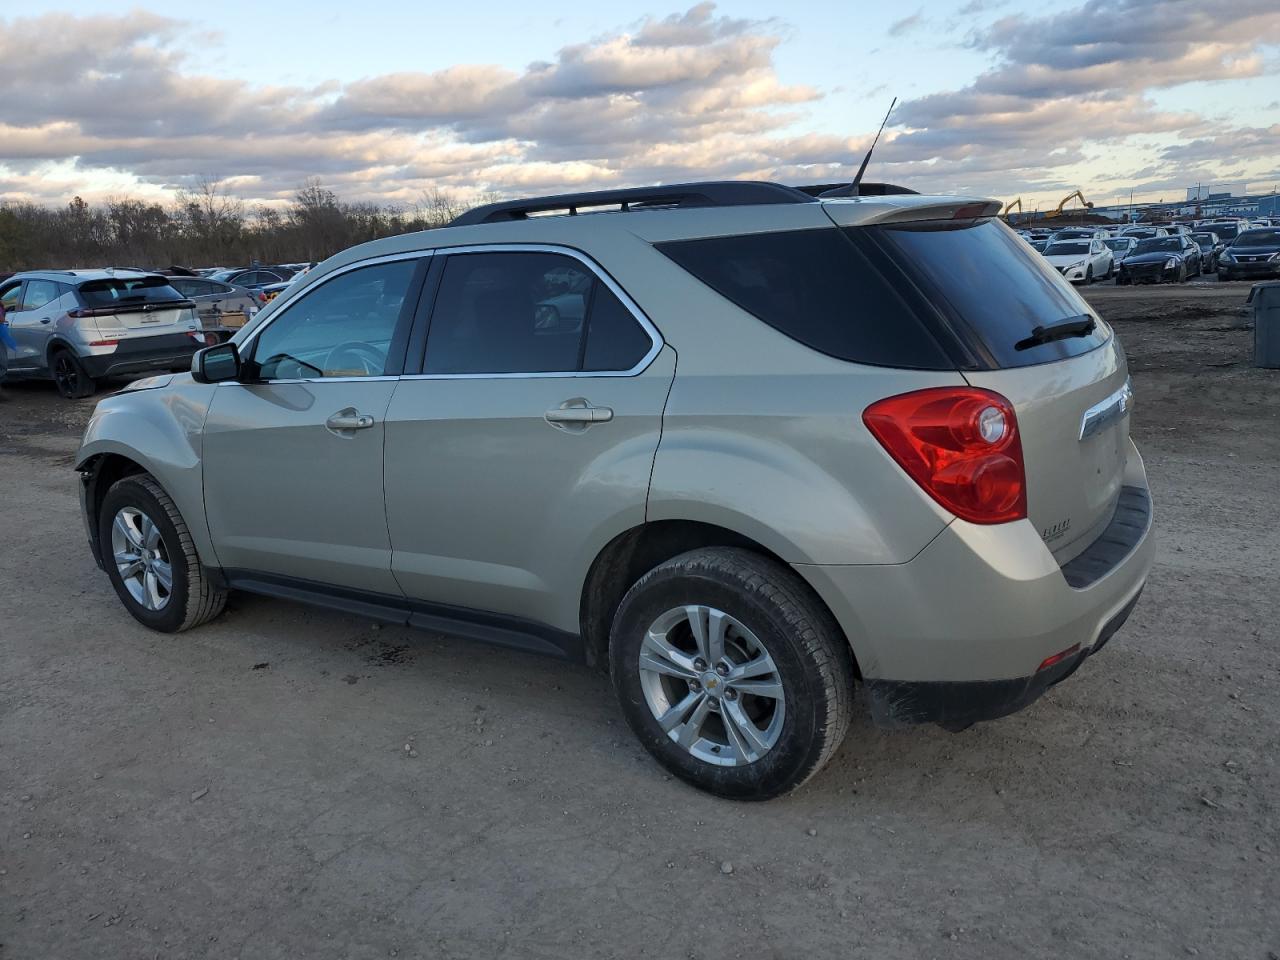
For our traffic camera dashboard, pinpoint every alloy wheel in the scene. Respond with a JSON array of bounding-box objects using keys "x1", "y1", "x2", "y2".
[
  {"x1": 53, "y1": 354, "x2": 80, "y2": 398},
  {"x1": 110, "y1": 506, "x2": 173, "y2": 611},
  {"x1": 638, "y1": 605, "x2": 785, "y2": 766}
]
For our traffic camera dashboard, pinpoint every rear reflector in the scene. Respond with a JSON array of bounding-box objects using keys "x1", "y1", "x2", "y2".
[
  {"x1": 863, "y1": 387, "x2": 1027, "y2": 524},
  {"x1": 1037, "y1": 644, "x2": 1081, "y2": 673}
]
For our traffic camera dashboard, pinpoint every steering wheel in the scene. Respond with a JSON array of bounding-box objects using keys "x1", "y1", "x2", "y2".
[{"x1": 324, "y1": 341, "x2": 386, "y2": 377}]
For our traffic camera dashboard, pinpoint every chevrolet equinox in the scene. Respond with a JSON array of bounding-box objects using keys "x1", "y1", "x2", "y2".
[{"x1": 76, "y1": 181, "x2": 1153, "y2": 799}]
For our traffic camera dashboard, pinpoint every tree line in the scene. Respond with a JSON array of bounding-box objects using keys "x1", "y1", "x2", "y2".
[{"x1": 0, "y1": 179, "x2": 490, "y2": 272}]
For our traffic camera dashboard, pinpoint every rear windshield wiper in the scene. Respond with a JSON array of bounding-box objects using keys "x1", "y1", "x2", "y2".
[{"x1": 1015, "y1": 315, "x2": 1095, "y2": 351}]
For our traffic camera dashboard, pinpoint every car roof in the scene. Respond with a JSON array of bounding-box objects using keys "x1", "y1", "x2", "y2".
[{"x1": 9, "y1": 268, "x2": 163, "y2": 285}]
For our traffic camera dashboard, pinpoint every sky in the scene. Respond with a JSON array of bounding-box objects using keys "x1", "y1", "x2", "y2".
[{"x1": 1, "y1": 0, "x2": 1278, "y2": 212}]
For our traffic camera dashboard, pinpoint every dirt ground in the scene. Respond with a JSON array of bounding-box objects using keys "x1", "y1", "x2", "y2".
[{"x1": 2, "y1": 280, "x2": 1278, "y2": 960}]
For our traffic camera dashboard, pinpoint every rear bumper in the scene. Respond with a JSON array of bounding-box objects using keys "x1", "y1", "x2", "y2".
[
  {"x1": 795, "y1": 442, "x2": 1153, "y2": 729},
  {"x1": 862, "y1": 588, "x2": 1141, "y2": 730},
  {"x1": 79, "y1": 334, "x2": 201, "y2": 379}
]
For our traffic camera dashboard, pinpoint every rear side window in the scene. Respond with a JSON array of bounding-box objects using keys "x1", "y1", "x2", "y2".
[
  {"x1": 78, "y1": 275, "x2": 184, "y2": 308},
  {"x1": 655, "y1": 229, "x2": 951, "y2": 369},
  {"x1": 865, "y1": 219, "x2": 1110, "y2": 369},
  {"x1": 423, "y1": 251, "x2": 653, "y2": 375},
  {"x1": 22, "y1": 279, "x2": 62, "y2": 311}
]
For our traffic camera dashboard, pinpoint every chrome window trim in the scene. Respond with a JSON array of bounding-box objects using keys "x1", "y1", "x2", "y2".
[{"x1": 402, "y1": 242, "x2": 663, "y2": 380}]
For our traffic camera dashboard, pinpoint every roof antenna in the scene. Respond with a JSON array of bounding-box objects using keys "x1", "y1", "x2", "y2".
[{"x1": 822, "y1": 97, "x2": 897, "y2": 198}]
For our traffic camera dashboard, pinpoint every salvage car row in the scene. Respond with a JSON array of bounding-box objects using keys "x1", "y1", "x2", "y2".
[{"x1": 1020, "y1": 220, "x2": 1280, "y2": 286}]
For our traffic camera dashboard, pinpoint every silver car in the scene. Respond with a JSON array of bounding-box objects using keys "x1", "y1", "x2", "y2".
[
  {"x1": 1, "y1": 270, "x2": 207, "y2": 399},
  {"x1": 165, "y1": 275, "x2": 259, "y2": 334},
  {"x1": 75, "y1": 182, "x2": 1154, "y2": 798}
]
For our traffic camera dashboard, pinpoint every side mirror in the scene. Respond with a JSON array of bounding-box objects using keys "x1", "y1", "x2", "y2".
[{"x1": 192, "y1": 342, "x2": 242, "y2": 383}]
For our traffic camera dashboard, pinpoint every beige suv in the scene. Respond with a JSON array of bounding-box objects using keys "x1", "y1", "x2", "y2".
[{"x1": 75, "y1": 181, "x2": 1153, "y2": 798}]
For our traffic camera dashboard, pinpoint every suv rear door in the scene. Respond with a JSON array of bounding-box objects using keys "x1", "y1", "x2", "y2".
[
  {"x1": 382, "y1": 247, "x2": 672, "y2": 637},
  {"x1": 202, "y1": 255, "x2": 428, "y2": 594}
]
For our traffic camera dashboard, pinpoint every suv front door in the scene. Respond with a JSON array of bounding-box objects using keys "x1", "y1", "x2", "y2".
[
  {"x1": 6, "y1": 279, "x2": 62, "y2": 371},
  {"x1": 383, "y1": 247, "x2": 673, "y2": 638},
  {"x1": 201, "y1": 255, "x2": 427, "y2": 594}
]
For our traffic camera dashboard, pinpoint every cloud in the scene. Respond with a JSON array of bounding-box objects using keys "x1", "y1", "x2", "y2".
[
  {"x1": 888, "y1": 11, "x2": 926, "y2": 37},
  {"x1": 0, "y1": 0, "x2": 1278, "y2": 210},
  {"x1": 880, "y1": 0, "x2": 1280, "y2": 197}
]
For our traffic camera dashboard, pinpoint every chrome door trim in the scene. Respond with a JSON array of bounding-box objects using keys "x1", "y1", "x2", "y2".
[
  {"x1": 1079, "y1": 378, "x2": 1133, "y2": 441},
  {"x1": 400, "y1": 242, "x2": 664, "y2": 380}
]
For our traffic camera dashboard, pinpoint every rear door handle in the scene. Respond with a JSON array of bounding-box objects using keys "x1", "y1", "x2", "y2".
[
  {"x1": 326, "y1": 407, "x2": 376, "y2": 436},
  {"x1": 545, "y1": 398, "x2": 613, "y2": 431}
]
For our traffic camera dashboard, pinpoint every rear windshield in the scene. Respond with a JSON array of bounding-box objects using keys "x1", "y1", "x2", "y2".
[
  {"x1": 78, "y1": 275, "x2": 185, "y2": 308},
  {"x1": 1045, "y1": 241, "x2": 1089, "y2": 255},
  {"x1": 1236, "y1": 229, "x2": 1280, "y2": 246},
  {"x1": 1208, "y1": 223, "x2": 1240, "y2": 239},
  {"x1": 1104, "y1": 238, "x2": 1132, "y2": 251},
  {"x1": 655, "y1": 218, "x2": 1108, "y2": 371},
  {"x1": 865, "y1": 219, "x2": 1109, "y2": 369}
]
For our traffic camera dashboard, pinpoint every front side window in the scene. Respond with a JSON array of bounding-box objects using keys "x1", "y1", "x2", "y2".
[
  {"x1": 250, "y1": 259, "x2": 417, "y2": 380},
  {"x1": 423, "y1": 251, "x2": 652, "y2": 375},
  {"x1": 1, "y1": 283, "x2": 24, "y2": 313}
]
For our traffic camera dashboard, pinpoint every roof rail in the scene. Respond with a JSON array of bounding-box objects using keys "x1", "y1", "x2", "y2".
[{"x1": 449, "y1": 180, "x2": 817, "y2": 226}]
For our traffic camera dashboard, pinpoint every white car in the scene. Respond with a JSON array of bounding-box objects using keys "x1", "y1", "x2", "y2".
[{"x1": 1042, "y1": 237, "x2": 1114, "y2": 284}]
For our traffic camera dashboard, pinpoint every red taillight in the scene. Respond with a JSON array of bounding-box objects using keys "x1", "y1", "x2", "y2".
[
  {"x1": 1037, "y1": 644, "x2": 1080, "y2": 673},
  {"x1": 863, "y1": 387, "x2": 1027, "y2": 524},
  {"x1": 257, "y1": 292, "x2": 268, "y2": 303}
]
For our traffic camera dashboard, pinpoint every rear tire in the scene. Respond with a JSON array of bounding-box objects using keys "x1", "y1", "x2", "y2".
[
  {"x1": 98, "y1": 475, "x2": 227, "y2": 633},
  {"x1": 51, "y1": 348, "x2": 97, "y2": 399},
  {"x1": 609, "y1": 547, "x2": 854, "y2": 800}
]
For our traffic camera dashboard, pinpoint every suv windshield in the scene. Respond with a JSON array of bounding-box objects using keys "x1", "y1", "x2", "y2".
[
  {"x1": 1044, "y1": 242, "x2": 1089, "y2": 255},
  {"x1": 1236, "y1": 229, "x2": 1280, "y2": 246},
  {"x1": 1208, "y1": 223, "x2": 1240, "y2": 240},
  {"x1": 1133, "y1": 238, "x2": 1181, "y2": 254},
  {"x1": 1192, "y1": 234, "x2": 1216, "y2": 245},
  {"x1": 78, "y1": 275, "x2": 185, "y2": 307},
  {"x1": 1104, "y1": 239, "x2": 1132, "y2": 251}
]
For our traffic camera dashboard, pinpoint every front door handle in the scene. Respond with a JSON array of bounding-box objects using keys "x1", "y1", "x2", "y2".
[
  {"x1": 545, "y1": 398, "x2": 613, "y2": 432},
  {"x1": 326, "y1": 407, "x2": 376, "y2": 436},
  {"x1": 39, "y1": 317, "x2": 52, "y2": 324}
]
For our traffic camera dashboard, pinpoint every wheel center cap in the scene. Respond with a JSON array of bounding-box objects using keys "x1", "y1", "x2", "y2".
[{"x1": 701, "y1": 673, "x2": 721, "y2": 696}]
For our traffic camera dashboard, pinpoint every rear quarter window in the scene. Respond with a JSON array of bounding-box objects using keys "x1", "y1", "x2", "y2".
[{"x1": 654, "y1": 228, "x2": 952, "y2": 369}]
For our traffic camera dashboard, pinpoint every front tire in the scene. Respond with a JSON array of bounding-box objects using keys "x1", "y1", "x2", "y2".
[
  {"x1": 609, "y1": 548, "x2": 854, "y2": 800},
  {"x1": 98, "y1": 475, "x2": 227, "y2": 633}
]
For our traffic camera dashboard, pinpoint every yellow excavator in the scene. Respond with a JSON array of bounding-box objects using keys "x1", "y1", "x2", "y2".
[
  {"x1": 1042, "y1": 190, "x2": 1094, "y2": 220},
  {"x1": 1002, "y1": 198, "x2": 1023, "y2": 224}
]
